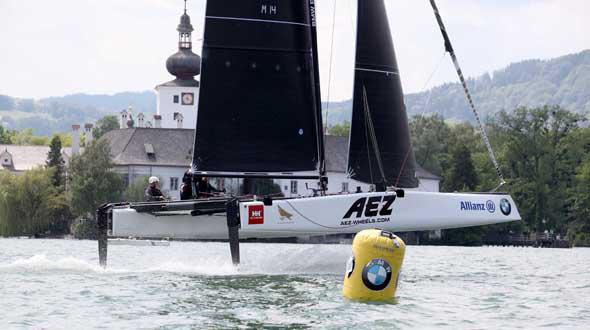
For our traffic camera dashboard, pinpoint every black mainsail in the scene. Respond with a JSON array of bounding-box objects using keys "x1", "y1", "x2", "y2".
[
  {"x1": 347, "y1": 0, "x2": 418, "y2": 188},
  {"x1": 192, "y1": 1, "x2": 323, "y2": 178}
]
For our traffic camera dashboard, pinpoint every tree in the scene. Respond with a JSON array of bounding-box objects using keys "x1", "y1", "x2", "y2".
[
  {"x1": 46, "y1": 135, "x2": 65, "y2": 189},
  {"x1": 442, "y1": 144, "x2": 478, "y2": 192},
  {"x1": 123, "y1": 176, "x2": 149, "y2": 202},
  {"x1": 494, "y1": 106, "x2": 582, "y2": 233},
  {"x1": 0, "y1": 125, "x2": 11, "y2": 144},
  {"x1": 93, "y1": 115, "x2": 120, "y2": 140},
  {"x1": 410, "y1": 114, "x2": 451, "y2": 175},
  {"x1": 11, "y1": 128, "x2": 49, "y2": 146},
  {"x1": 0, "y1": 168, "x2": 70, "y2": 237},
  {"x1": 53, "y1": 132, "x2": 72, "y2": 147},
  {"x1": 567, "y1": 159, "x2": 590, "y2": 246},
  {"x1": 328, "y1": 121, "x2": 351, "y2": 137},
  {"x1": 563, "y1": 127, "x2": 590, "y2": 246},
  {"x1": 69, "y1": 139, "x2": 124, "y2": 217}
]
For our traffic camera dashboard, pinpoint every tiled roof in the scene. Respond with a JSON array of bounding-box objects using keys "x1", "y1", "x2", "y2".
[
  {"x1": 100, "y1": 129, "x2": 439, "y2": 180},
  {"x1": 0, "y1": 145, "x2": 77, "y2": 172},
  {"x1": 101, "y1": 128, "x2": 194, "y2": 167},
  {"x1": 415, "y1": 165, "x2": 441, "y2": 180}
]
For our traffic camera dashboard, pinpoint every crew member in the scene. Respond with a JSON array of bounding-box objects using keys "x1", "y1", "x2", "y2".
[
  {"x1": 196, "y1": 177, "x2": 223, "y2": 198},
  {"x1": 145, "y1": 176, "x2": 165, "y2": 201},
  {"x1": 180, "y1": 170, "x2": 193, "y2": 200}
]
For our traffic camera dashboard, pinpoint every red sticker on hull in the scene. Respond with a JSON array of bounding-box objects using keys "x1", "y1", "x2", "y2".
[{"x1": 248, "y1": 205, "x2": 264, "y2": 225}]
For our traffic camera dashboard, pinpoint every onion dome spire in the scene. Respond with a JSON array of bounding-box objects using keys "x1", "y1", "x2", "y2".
[
  {"x1": 177, "y1": 0, "x2": 194, "y2": 49},
  {"x1": 166, "y1": 0, "x2": 201, "y2": 80}
]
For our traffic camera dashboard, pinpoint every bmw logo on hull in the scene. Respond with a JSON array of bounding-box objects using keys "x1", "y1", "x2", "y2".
[
  {"x1": 362, "y1": 259, "x2": 392, "y2": 291},
  {"x1": 500, "y1": 198, "x2": 512, "y2": 216}
]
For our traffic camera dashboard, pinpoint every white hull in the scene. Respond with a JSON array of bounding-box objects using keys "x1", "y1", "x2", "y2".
[{"x1": 111, "y1": 191, "x2": 520, "y2": 239}]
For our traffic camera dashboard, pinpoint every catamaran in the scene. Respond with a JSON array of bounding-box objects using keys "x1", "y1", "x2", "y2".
[{"x1": 97, "y1": 0, "x2": 520, "y2": 266}]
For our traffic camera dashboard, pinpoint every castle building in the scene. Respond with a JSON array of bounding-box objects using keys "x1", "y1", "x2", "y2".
[
  {"x1": 102, "y1": 2, "x2": 203, "y2": 200},
  {"x1": 155, "y1": 1, "x2": 201, "y2": 129}
]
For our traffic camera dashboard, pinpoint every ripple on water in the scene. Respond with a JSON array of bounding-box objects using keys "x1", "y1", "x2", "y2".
[{"x1": 0, "y1": 240, "x2": 589, "y2": 329}]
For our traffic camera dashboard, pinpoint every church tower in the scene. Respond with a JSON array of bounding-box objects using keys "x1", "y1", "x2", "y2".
[{"x1": 155, "y1": 0, "x2": 201, "y2": 129}]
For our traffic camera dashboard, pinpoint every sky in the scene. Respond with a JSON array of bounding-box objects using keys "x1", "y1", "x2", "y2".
[{"x1": 0, "y1": 0, "x2": 588, "y2": 101}]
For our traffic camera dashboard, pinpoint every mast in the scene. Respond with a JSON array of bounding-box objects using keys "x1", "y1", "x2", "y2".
[{"x1": 308, "y1": 0, "x2": 328, "y2": 191}]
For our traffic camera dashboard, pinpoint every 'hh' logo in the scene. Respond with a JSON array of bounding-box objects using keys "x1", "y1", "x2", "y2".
[
  {"x1": 343, "y1": 195, "x2": 396, "y2": 219},
  {"x1": 248, "y1": 205, "x2": 264, "y2": 225}
]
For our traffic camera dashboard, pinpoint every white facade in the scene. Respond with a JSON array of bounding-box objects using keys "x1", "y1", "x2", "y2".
[
  {"x1": 156, "y1": 85, "x2": 199, "y2": 129},
  {"x1": 416, "y1": 178, "x2": 440, "y2": 192}
]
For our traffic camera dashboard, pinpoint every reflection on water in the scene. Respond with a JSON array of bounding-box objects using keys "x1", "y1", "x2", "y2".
[{"x1": 0, "y1": 239, "x2": 589, "y2": 329}]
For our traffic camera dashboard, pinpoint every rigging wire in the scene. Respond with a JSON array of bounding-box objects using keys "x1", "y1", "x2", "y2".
[
  {"x1": 394, "y1": 51, "x2": 446, "y2": 187},
  {"x1": 428, "y1": 0, "x2": 506, "y2": 189},
  {"x1": 363, "y1": 92, "x2": 375, "y2": 185},
  {"x1": 323, "y1": 0, "x2": 339, "y2": 134},
  {"x1": 417, "y1": 51, "x2": 447, "y2": 118},
  {"x1": 363, "y1": 86, "x2": 387, "y2": 185}
]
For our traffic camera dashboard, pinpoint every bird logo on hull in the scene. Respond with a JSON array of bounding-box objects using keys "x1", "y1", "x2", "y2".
[{"x1": 277, "y1": 205, "x2": 293, "y2": 221}]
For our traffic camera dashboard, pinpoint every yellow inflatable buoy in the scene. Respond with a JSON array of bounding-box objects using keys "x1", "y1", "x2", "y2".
[{"x1": 342, "y1": 229, "x2": 406, "y2": 301}]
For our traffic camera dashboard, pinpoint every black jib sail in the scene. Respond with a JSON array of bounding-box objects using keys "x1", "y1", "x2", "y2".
[
  {"x1": 192, "y1": 1, "x2": 322, "y2": 178},
  {"x1": 347, "y1": 0, "x2": 418, "y2": 188}
]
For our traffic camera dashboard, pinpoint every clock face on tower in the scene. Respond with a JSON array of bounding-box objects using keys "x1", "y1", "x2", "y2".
[{"x1": 181, "y1": 92, "x2": 194, "y2": 105}]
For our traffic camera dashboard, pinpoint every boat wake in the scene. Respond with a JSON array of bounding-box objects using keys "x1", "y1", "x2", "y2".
[
  {"x1": 0, "y1": 243, "x2": 350, "y2": 276},
  {"x1": 142, "y1": 244, "x2": 350, "y2": 276},
  {"x1": 0, "y1": 254, "x2": 108, "y2": 273}
]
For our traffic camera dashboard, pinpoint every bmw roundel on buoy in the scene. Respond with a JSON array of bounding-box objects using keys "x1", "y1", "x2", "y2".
[
  {"x1": 362, "y1": 258, "x2": 392, "y2": 291},
  {"x1": 342, "y1": 229, "x2": 406, "y2": 301}
]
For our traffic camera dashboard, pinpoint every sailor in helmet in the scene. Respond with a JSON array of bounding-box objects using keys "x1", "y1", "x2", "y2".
[{"x1": 145, "y1": 176, "x2": 165, "y2": 202}]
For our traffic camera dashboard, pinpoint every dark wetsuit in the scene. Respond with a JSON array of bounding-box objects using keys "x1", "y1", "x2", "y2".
[
  {"x1": 196, "y1": 180, "x2": 222, "y2": 198},
  {"x1": 145, "y1": 186, "x2": 164, "y2": 202},
  {"x1": 180, "y1": 171, "x2": 193, "y2": 200},
  {"x1": 180, "y1": 183, "x2": 192, "y2": 200}
]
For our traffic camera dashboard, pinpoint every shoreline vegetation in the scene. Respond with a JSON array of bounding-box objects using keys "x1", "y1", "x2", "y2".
[{"x1": 1, "y1": 106, "x2": 589, "y2": 247}]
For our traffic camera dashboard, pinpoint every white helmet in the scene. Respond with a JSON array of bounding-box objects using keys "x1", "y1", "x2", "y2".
[{"x1": 148, "y1": 176, "x2": 159, "y2": 184}]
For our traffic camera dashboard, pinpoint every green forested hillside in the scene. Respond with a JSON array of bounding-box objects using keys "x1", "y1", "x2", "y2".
[
  {"x1": 405, "y1": 50, "x2": 590, "y2": 121},
  {"x1": 0, "y1": 92, "x2": 156, "y2": 136},
  {"x1": 1, "y1": 50, "x2": 589, "y2": 135},
  {"x1": 325, "y1": 50, "x2": 590, "y2": 126}
]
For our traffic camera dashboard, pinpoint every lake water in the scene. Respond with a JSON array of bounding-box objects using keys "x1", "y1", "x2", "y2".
[{"x1": 0, "y1": 239, "x2": 589, "y2": 329}]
